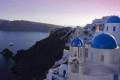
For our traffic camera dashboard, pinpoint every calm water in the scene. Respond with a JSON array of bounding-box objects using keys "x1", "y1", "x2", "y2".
[{"x1": 0, "y1": 31, "x2": 49, "y2": 80}]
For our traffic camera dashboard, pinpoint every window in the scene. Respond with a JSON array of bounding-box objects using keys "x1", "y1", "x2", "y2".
[
  {"x1": 84, "y1": 38, "x2": 87, "y2": 40},
  {"x1": 85, "y1": 48, "x2": 88, "y2": 57},
  {"x1": 80, "y1": 48, "x2": 82, "y2": 57},
  {"x1": 91, "y1": 53, "x2": 93, "y2": 60},
  {"x1": 70, "y1": 47, "x2": 73, "y2": 57},
  {"x1": 106, "y1": 26, "x2": 108, "y2": 31},
  {"x1": 112, "y1": 54, "x2": 115, "y2": 64},
  {"x1": 113, "y1": 26, "x2": 116, "y2": 31},
  {"x1": 101, "y1": 55, "x2": 104, "y2": 62},
  {"x1": 90, "y1": 34, "x2": 92, "y2": 36},
  {"x1": 52, "y1": 76, "x2": 55, "y2": 80}
]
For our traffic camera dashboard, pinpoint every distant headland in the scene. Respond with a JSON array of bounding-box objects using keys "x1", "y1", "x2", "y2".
[{"x1": 0, "y1": 19, "x2": 63, "y2": 32}]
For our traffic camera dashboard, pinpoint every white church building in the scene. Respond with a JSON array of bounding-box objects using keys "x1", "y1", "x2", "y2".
[
  {"x1": 68, "y1": 16, "x2": 120, "y2": 80},
  {"x1": 104, "y1": 16, "x2": 120, "y2": 46}
]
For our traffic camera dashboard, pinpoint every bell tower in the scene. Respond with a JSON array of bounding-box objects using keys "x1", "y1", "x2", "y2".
[{"x1": 67, "y1": 37, "x2": 85, "y2": 80}]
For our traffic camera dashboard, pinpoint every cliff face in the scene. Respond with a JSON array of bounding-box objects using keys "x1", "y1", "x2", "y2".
[
  {"x1": 0, "y1": 20, "x2": 63, "y2": 32},
  {"x1": 0, "y1": 48, "x2": 14, "y2": 57},
  {"x1": 12, "y1": 27, "x2": 72, "y2": 80}
]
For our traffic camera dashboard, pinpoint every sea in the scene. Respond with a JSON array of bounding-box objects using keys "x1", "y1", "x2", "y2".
[{"x1": 0, "y1": 31, "x2": 49, "y2": 80}]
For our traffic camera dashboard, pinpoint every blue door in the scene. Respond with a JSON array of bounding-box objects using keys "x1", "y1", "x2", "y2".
[{"x1": 114, "y1": 74, "x2": 118, "y2": 80}]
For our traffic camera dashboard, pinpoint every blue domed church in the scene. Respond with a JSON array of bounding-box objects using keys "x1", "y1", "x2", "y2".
[
  {"x1": 68, "y1": 16, "x2": 120, "y2": 80},
  {"x1": 105, "y1": 16, "x2": 120, "y2": 46}
]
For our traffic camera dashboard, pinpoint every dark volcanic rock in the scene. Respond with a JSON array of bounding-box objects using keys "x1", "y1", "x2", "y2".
[
  {"x1": 12, "y1": 27, "x2": 72, "y2": 80},
  {"x1": 0, "y1": 48, "x2": 14, "y2": 57}
]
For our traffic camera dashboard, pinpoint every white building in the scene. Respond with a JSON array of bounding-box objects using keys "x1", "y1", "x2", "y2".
[
  {"x1": 45, "y1": 64, "x2": 68, "y2": 80},
  {"x1": 73, "y1": 26, "x2": 94, "y2": 44},
  {"x1": 53, "y1": 50, "x2": 69, "y2": 67},
  {"x1": 68, "y1": 33, "x2": 120, "y2": 80},
  {"x1": 72, "y1": 26, "x2": 84, "y2": 39},
  {"x1": 45, "y1": 50, "x2": 69, "y2": 80},
  {"x1": 104, "y1": 16, "x2": 120, "y2": 46}
]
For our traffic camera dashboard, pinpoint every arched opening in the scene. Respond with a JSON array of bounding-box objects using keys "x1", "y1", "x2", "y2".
[
  {"x1": 73, "y1": 47, "x2": 78, "y2": 57},
  {"x1": 71, "y1": 59, "x2": 79, "y2": 73}
]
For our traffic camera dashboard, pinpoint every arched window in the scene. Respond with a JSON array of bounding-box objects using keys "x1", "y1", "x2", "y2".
[
  {"x1": 101, "y1": 55, "x2": 104, "y2": 62},
  {"x1": 71, "y1": 59, "x2": 79, "y2": 73},
  {"x1": 113, "y1": 26, "x2": 116, "y2": 31},
  {"x1": 106, "y1": 26, "x2": 108, "y2": 31}
]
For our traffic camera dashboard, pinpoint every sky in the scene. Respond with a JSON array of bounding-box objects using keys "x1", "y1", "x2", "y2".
[{"x1": 0, "y1": 0, "x2": 120, "y2": 26}]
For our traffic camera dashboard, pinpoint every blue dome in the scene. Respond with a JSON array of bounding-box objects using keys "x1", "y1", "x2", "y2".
[
  {"x1": 71, "y1": 37, "x2": 84, "y2": 47},
  {"x1": 106, "y1": 16, "x2": 120, "y2": 23},
  {"x1": 91, "y1": 33, "x2": 117, "y2": 49}
]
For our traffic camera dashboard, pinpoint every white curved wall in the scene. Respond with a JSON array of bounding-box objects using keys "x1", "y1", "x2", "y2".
[
  {"x1": 88, "y1": 47, "x2": 120, "y2": 73},
  {"x1": 105, "y1": 23, "x2": 120, "y2": 45}
]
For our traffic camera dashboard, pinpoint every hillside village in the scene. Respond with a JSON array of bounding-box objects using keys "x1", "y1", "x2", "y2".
[{"x1": 44, "y1": 16, "x2": 120, "y2": 80}]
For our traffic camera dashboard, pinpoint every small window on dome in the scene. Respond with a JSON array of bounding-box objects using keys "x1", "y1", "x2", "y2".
[
  {"x1": 106, "y1": 26, "x2": 108, "y2": 31},
  {"x1": 113, "y1": 26, "x2": 116, "y2": 31}
]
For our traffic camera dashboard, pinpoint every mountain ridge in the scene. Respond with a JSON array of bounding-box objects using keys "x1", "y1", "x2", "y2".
[{"x1": 0, "y1": 19, "x2": 63, "y2": 32}]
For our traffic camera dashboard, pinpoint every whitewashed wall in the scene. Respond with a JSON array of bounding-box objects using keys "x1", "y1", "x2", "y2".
[
  {"x1": 105, "y1": 23, "x2": 120, "y2": 46},
  {"x1": 88, "y1": 47, "x2": 120, "y2": 73}
]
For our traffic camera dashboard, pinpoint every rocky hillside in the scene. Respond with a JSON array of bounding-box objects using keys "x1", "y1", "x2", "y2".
[
  {"x1": 11, "y1": 27, "x2": 72, "y2": 80},
  {"x1": 0, "y1": 19, "x2": 63, "y2": 32}
]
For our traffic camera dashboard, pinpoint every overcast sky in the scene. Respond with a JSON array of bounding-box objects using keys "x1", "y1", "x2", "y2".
[{"x1": 0, "y1": 0, "x2": 120, "y2": 26}]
